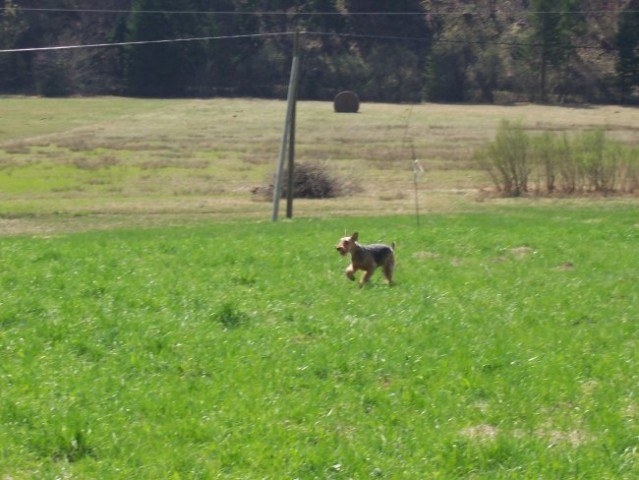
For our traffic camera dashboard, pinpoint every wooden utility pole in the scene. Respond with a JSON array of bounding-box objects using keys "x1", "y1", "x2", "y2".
[
  {"x1": 272, "y1": 30, "x2": 300, "y2": 222},
  {"x1": 286, "y1": 32, "x2": 300, "y2": 219}
]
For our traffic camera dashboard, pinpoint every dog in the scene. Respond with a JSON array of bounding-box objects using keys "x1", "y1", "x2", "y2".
[{"x1": 336, "y1": 231, "x2": 395, "y2": 286}]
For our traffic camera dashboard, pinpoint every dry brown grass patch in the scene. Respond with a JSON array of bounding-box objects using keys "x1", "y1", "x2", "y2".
[{"x1": 72, "y1": 156, "x2": 120, "y2": 170}]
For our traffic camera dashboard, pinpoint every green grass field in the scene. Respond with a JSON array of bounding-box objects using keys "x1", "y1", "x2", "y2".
[
  {"x1": 1, "y1": 206, "x2": 638, "y2": 478},
  {"x1": 1, "y1": 98, "x2": 639, "y2": 478}
]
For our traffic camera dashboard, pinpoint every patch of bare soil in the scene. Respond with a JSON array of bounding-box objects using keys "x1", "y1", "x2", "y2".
[
  {"x1": 555, "y1": 262, "x2": 575, "y2": 271},
  {"x1": 413, "y1": 251, "x2": 440, "y2": 260},
  {"x1": 459, "y1": 424, "x2": 499, "y2": 442},
  {"x1": 510, "y1": 246, "x2": 534, "y2": 258}
]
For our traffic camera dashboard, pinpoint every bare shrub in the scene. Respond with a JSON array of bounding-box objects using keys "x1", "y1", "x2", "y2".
[{"x1": 258, "y1": 162, "x2": 358, "y2": 200}]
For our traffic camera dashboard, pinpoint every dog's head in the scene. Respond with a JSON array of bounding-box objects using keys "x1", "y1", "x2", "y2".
[{"x1": 336, "y1": 231, "x2": 359, "y2": 256}]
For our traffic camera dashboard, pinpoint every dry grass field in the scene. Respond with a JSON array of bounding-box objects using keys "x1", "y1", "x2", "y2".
[{"x1": 1, "y1": 97, "x2": 638, "y2": 235}]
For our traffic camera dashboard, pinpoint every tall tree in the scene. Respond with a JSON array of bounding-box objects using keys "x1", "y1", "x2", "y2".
[
  {"x1": 423, "y1": 1, "x2": 501, "y2": 102},
  {"x1": 528, "y1": 0, "x2": 584, "y2": 102},
  {"x1": 0, "y1": 0, "x2": 29, "y2": 92},
  {"x1": 616, "y1": 0, "x2": 639, "y2": 103},
  {"x1": 340, "y1": 0, "x2": 431, "y2": 101},
  {"x1": 293, "y1": 0, "x2": 347, "y2": 99},
  {"x1": 124, "y1": 0, "x2": 207, "y2": 97}
]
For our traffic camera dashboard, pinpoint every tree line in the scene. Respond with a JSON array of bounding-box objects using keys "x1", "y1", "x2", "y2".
[{"x1": 1, "y1": 0, "x2": 638, "y2": 104}]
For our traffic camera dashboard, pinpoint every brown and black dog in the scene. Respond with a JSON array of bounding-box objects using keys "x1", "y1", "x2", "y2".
[{"x1": 336, "y1": 231, "x2": 395, "y2": 287}]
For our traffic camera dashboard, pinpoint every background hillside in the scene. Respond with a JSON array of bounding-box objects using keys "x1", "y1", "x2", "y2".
[{"x1": 1, "y1": 0, "x2": 638, "y2": 104}]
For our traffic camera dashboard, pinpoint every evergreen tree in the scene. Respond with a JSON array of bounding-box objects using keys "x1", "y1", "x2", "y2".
[
  {"x1": 528, "y1": 0, "x2": 584, "y2": 102},
  {"x1": 294, "y1": 0, "x2": 345, "y2": 99},
  {"x1": 0, "y1": 0, "x2": 631, "y2": 103},
  {"x1": 423, "y1": 1, "x2": 501, "y2": 103},
  {"x1": 199, "y1": 0, "x2": 269, "y2": 96},
  {"x1": 124, "y1": 0, "x2": 207, "y2": 97},
  {"x1": 616, "y1": 0, "x2": 639, "y2": 103},
  {"x1": 340, "y1": 0, "x2": 431, "y2": 102},
  {"x1": 0, "y1": 0, "x2": 29, "y2": 92}
]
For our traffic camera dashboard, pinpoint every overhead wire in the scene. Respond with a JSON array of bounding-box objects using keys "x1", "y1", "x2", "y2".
[
  {"x1": 3, "y1": 6, "x2": 639, "y2": 15},
  {"x1": 0, "y1": 30, "x2": 608, "y2": 55},
  {"x1": 0, "y1": 32, "x2": 289, "y2": 54},
  {"x1": 0, "y1": 3, "x2": 626, "y2": 54}
]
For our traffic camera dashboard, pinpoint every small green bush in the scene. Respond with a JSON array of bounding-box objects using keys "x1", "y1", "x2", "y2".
[
  {"x1": 475, "y1": 120, "x2": 530, "y2": 196},
  {"x1": 574, "y1": 128, "x2": 620, "y2": 193},
  {"x1": 530, "y1": 132, "x2": 560, "y2": 193},
  {"x1": 477, "y1": 122, "x2": 638, "y2": 196}
]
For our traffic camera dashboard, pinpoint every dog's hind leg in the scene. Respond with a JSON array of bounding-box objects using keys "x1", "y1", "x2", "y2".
[
  {"x1": 383, "y1": 262, "x2": 394, "y2": 285},
  {"x1": 359, "y1": 268, "x2": 374, "y2": 287}
]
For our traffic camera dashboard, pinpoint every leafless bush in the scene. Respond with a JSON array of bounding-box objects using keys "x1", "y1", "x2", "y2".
[{"x1": 257, "y1": 162, "x2": 359, "y2": 200}]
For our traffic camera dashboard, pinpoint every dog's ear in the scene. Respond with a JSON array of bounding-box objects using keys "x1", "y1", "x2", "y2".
[{"x1": 351, "y1": 231, "x2": 359, "y2": 241}]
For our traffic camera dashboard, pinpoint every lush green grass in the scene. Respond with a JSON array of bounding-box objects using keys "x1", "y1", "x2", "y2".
[{"x1": 1, "y1": 205, "x2": 638, "y2": 478}]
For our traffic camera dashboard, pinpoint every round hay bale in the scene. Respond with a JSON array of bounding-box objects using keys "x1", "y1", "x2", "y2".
[{"x1": 334, "y1": 91, "x2": 360, "y2": 113}]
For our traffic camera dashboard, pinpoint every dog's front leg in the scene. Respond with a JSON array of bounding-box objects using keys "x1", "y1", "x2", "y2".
[{"x1": 345, "y1": 264, "x2": 356, "y2": 281}]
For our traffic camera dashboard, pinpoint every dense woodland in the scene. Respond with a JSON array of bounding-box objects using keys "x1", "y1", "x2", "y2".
[{"x1": 1, "y1": 0, "x2": 638, "y2": 104}]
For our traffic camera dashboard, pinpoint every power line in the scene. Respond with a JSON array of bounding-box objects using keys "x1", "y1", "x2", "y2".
[
  {"x1": 309, "y1": 31, "x2": 605, "y2": 51},
  {"x1": 4, "y1": 7, "x2": 639, "y2": 16},
  {"x1": 310, "y1": 31, "x2": 429, "y2": 42},
  {"x1": 0, "y1": 32, "x2": 290, "y2": 54},
  {"x1": 0, "y1": 30, "x2": 610, "y2": 55},
  {"x1": 10, "y1": 7, "x2": 421, "y2": 15}
]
